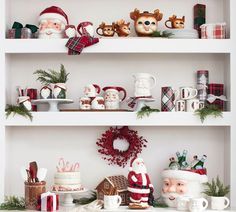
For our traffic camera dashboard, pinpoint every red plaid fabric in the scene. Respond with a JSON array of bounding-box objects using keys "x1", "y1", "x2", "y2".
[
  {"x1": 207, "y1": 83, "x2": 224, "y2": 110},
  {"x1": 201, "y1": 24, "x2": 226, "y2": 39},
  {"x1": 66, "y1": 36, "x2": 99, "y2": 55},
  {"x1": 161, "y1": 87, "x2": 176, "y2": 112}
]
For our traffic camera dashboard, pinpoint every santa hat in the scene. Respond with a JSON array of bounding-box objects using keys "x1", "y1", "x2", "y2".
[
  {"x1": 129, "y1": 157, "x2": 143, "y2": 171},
  {"x1": 162, "y1": 169, "x2": 208, "y2": 183},
  {"x1": 18, "y1": 96, "x2": 30, "y2": 104},
  {"x1": 39, "y1": 6, "x2": 69, "y2": 25}
]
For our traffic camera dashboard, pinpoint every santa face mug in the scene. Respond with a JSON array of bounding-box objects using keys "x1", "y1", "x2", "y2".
[
  {"x1": 188, "y1": 198, "x2": 208, "y2": 212},
  {"x1": 91, "y1": 96, "x2": 105, "y2": 110},
  {"x1": 180, "y1": 87, "x2": 198, "y2": 100},
  {"x1": 133, "y1": 73, "x2": 157, "y2": 97},
  {"x1": 40, "y1": 85, "x2": 52, "y2": 99},
  {"x1": 84, "y1": 84, "x2": 101, "y2": 98},
  {"x1": 103, "y1": 195, "x2": 122, "y2": 210},
  {"x1": 53, "y1": 83, "x2": 67, "y2": 99},
  {"x1": 103, "y1": 86, "x2": 127, "y2": 110},
  {"x1": 79, "y1": 97, "x2": 91, "y2": 110},
  {"x1": 186, "y1": 99, "x2": 204, "y2": 112}
]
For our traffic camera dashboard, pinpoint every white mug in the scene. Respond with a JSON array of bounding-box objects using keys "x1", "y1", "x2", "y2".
[
  {"x1": 79, "y1": 97, "x2": 91, "y2": 110},
  {"x1": 104, "y1": 195, "x2": 122, "y2": 210},
  {"x1": 186, "y1": 99, "x2": 204, "y2": 112},
  {"x1": 175, "y1": 100, "x2": 186, "y2": 112},
  {"x1": 133, "y1": 73, "x2": 157, "y2": 97},
  {"x1": 189, "y1": 198, "x2": 208, "y2": 212},
  {"x1": 211, "y1": 196, "x2": 230, "y2": 210},
  {"x1": 177, "y1": 196, "x2": 190, "y2": 211},
  {"x1": 180, "y1": 87, "x2": 198, "y2": 100}
]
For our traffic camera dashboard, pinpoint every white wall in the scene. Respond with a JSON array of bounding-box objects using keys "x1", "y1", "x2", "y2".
[{"x1": 5, "y1": 126, "x2": 226, "y2": 198}]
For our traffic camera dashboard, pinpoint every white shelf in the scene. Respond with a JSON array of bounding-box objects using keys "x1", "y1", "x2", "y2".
[
  {"x1": 4, "y1": 38, "x2": 232, "y2": 54},
  {"x1": 5, "y1": 112, "x2": 231, "y2": 127}
]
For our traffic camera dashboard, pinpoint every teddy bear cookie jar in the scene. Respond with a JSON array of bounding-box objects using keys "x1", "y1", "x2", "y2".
[{"x1": 130, "y1": 8, "x2": 163, "y2": 37}]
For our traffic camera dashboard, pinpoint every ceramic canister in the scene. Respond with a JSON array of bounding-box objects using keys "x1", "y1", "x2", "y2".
[{"x1": 197, "y1": 70, "x2": 209, "y2": 102}]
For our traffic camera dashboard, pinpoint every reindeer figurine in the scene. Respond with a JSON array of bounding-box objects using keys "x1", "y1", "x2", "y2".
[
  {"x1": 130, "y1": 8, "x2": 163, "y2": 36},
  {"x1": 114, "y1": 19, "x2": 131, "y2": 37}
]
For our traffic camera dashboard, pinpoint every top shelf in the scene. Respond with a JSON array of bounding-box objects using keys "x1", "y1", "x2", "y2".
[{"x1": 4, "y1": 38, "x2": 232, "y2": 54}]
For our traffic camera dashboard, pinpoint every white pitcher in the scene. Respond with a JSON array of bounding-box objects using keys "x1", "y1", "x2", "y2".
[{"x1": 133, "y1": 73, "x2": 157, "y2": 97}]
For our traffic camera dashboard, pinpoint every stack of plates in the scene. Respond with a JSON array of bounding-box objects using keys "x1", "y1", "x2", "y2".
[{"x1": 165, "y1": 28, "x2": 199, "y2": 39}]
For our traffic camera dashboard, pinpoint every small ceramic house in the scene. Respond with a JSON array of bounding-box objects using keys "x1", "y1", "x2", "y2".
[{"x1": 96, "y1": 175, "x2": 129, "y2": 205}]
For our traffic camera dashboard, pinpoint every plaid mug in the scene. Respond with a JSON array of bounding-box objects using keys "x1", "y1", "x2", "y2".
[{"x1": 161, "y1": 87, "x2": 179, "y2": 112}]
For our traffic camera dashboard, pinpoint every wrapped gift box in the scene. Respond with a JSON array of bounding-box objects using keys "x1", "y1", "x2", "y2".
[
  {"x1": 207, "y1": 83, "x2": 225, "y2": 110},
  {"x1": 38, "y1": 192, "x2": 59, "y2": 211},
  {"x1": 200, "y1": 23, "x2": 226, "y2": 39}
]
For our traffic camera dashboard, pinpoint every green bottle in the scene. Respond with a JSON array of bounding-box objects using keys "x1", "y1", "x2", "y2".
[{"x1": 193, "y1": 155, "x2": 207, "y2": 169}]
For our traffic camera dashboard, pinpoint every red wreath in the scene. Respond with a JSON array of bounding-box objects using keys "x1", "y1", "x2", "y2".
[{"x1": 96, "y1": 126, "x2": 148, "y2": 167}]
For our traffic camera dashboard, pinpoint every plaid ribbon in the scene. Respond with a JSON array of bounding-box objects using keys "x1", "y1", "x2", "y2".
[
  {"x1": 66, "y1": 36, "x2": 99, "y2": 55},
  {"x1": 207, "y1": 83, "x2": 224, "y2": 110},
  {"x1": 161, "y1": 87, "x2": 176, "y2": 112},
  {"x1": 201, "y1": 24, "x2": 226, "y2": 39},
  {"x1": 127, "y1": 96, "x2": 152, "y2": 108}
]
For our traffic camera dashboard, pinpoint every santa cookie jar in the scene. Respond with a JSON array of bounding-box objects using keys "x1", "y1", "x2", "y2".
[
  {"x1": 161, "y1": 152, "x2": 208, "y2": 208},
  {"x1": 84, "y1": 84, "x2": 101, "y2": 98},
  {"x1": 38, "y1": 6, "x2": 69, "y2": 39},
  {"x1": 128, "y1": 157, "x2": 154, "y2": 209}
]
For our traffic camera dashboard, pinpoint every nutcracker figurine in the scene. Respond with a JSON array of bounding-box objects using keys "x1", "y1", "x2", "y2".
[{"x1": 128, "y1": 157, "x2": 154, "y2": 209}]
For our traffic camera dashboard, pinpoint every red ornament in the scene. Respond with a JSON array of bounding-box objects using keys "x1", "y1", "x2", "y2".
[{"x1": 96, "y1": 126, "x2": 148, "y2": 167}]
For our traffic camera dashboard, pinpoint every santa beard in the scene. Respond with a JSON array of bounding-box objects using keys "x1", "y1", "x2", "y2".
[
  {"x1": 161, "y1": 181, "x2": 203, "y2": 208},
  {"x1": 39, "y1": 28, "x2": 64, "y2": 39}
]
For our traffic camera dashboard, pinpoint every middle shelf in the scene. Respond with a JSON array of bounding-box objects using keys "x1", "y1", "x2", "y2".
[{"x1": 5, "y1": 112, "x2": 231, "y2": 127}]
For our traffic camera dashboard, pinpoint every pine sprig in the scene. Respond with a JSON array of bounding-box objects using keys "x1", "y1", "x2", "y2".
[
  {"x1": 152, "y1": 30, "x2": 173, "y2": 38},
  {"x1": 137, "y1": 105, "x2": 160, "y2": 119},
  {"x1": 0, "y1": 196, "x2": 25, "y2": 210},
  {"x1": 203, "y1": 176, "x2": 230, "y2": 197},
  {"x1": 73, "y1": 191, "x2": 97, "y2": 205},
  {"x1": 195, "y1": 104, "x2": 223, "y2": 123},
  {"x1": 5, "y1": 104, "x2": 33, "y2": 121},
  {"x1": 34, "y1": 64, "x2": 69, "y2": 85}
]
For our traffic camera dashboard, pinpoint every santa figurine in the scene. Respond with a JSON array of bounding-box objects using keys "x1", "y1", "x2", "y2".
[
  {"x1": 128, "y1": 157, "x2": 154, "y2": 209},
  {"x1": 38, "y1": 6, "x2": 69, "y2": 39}
]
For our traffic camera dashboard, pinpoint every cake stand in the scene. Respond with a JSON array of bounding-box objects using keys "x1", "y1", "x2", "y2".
[
  {"x1": 134, "y1": 97, "x2": 155, "y2": 112},
  {"x1": 32, "y1": 99, "x2": 73, "y2": 112},
  {"x1": 53, "y1": 189, "x2": 88, "y2": 207}
]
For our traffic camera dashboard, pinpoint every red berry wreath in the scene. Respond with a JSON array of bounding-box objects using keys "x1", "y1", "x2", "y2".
[{"x1": 96, "y1": 126, "x2": 148, "y2": 167}]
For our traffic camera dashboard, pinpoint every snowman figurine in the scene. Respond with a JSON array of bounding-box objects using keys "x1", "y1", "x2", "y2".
[{"x1": 18, "y1": 96, "x2": 32, "y2": 111}]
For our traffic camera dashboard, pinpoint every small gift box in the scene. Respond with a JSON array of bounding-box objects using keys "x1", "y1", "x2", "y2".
[
  {"x1": 7, "y1": 22, "x2": 38, "y2": 39},
  {"x1": 207, "y1": 83, "x2": 226, "y2": 110},
  {"x1": 200, "y1": 23, "x2": 226, "y2": 39},
  {"x1": 38, "y1": 192, "x2": 59, "y2": 211}
]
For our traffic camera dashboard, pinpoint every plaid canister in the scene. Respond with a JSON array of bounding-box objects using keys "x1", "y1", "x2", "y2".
[
  {"x1": 207, "y1": 83, "x2": 224, "y2": 110},
  {"x1": 197, "y1": 70, "x2": 209, "y2": 102},
  {"x1": 161, "y1": 87, "x2": 177, "y2": 112},
  {"x1": 200, "y1": 23, "x2": 226, "y2": 39}
]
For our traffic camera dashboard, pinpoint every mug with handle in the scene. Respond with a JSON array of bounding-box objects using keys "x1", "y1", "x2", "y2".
[
  {"x1": 189, "y1": 198, "x2": 208, "y2": 212},
  {"x1": 180, "y1": 87, "x2": 198, "y2": 100},
  {"x1": 104, "y1": 195, "x2": 122, "y2": 210},
  {"x1": 186, "y1": 99, "x2": 204, "y2": 112},
  {"x1": 211, "y1": 196, "x2": 230, "y2": 210}
]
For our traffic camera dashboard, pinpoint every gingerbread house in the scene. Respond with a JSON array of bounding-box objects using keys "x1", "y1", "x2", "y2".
[{"x1": 96, "y1": 175, "x2": 129, "y2": 205}]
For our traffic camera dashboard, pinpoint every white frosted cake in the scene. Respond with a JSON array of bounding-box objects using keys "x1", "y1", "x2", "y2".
[{"x1": 52, "y1": 158, "x2": 83, "y2": 191}]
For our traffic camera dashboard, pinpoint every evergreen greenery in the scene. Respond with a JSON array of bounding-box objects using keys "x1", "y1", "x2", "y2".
[
  {"x1": 73, "y1": 191, "x2": 97, "y2": 205},
  {"x1": 34, "y1": 64, "x2": 69, "y2": 85},
  {"x1": 0, "y1": 196, "x2": 25, "y2": 210},
  {"x1": 5, "y1": 104, "x2": 33, "y2": 121},
  {"x1": 152, "y1": 198, "x2": 168, "y2": 208},
  {"x1": 195, "y1": 104, "x2": 223, "y2": 123},
  {"x1": 137, "y1": 105, "x2": 160, "y2": 119},
  {"x1": 152, "y1": 30, "x2": 173, "y2": 38},
  {"x1": 203, "y1": 176, "x2": 230, "y2": 197}
]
